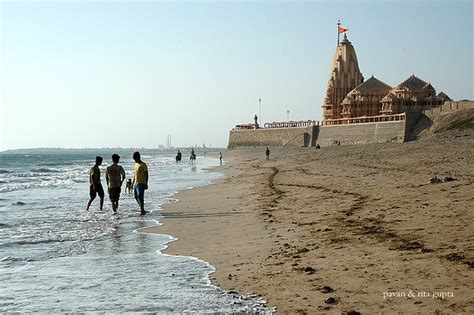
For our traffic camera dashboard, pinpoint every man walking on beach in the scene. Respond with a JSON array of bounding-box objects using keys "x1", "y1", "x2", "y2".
[
  {"x1": 86, "y1": 156, "x2": 104, "y2": 211},
  {"x1": 265, "y1": 147, "x2": 270, "y2": 160},
  {"x1": 105, "y1": 154, "x2": 126, "y2": 214},
  {"x1": 132, "y1": 151, "x2": 148, "y2": 215}
]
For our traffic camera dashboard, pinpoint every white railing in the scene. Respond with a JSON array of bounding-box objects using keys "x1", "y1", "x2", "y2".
[{"x1": 264, "y1": 120, "x2": 319, "y2": 128}]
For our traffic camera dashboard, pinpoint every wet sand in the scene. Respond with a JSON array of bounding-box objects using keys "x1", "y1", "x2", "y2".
[{"x1": 141, "y1": 134, "x2": 473, "y2": 314}]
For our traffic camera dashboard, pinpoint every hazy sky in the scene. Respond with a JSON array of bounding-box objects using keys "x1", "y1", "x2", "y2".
[{"x1": 0, "y1": 0, "x2": 472, "y2": 150}]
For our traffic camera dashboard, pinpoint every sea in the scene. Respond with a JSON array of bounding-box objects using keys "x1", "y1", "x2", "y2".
[{"x1": 0, "y1": 150, "x2": 272, "y2": 313}]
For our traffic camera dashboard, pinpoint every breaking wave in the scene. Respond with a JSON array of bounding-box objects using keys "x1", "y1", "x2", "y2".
[{"x1": 30, "y1": 168, "x2": 61, "y2": 173}]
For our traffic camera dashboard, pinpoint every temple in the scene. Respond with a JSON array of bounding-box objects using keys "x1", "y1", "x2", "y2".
[
  {"x1": 228, "y1": 28, "x2": 471, "y2": 149},
  {"x1": 323, "y1": 34, "x2": 451, "y2": 125}
]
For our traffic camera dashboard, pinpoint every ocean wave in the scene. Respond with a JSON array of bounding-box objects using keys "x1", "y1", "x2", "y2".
[
  {"x1": 11, "y1": 201, "x2": 27, "y2": 206},
  {"x1": 1, "y1": 256, "x2": 25, "y2": 262},
  {"x1": 0, "y1": 175, "x2": 87, "y2": 193},
  {"x1": 30, "y1": 168, "x2": 61, "y2": 173},
  {"x1": 72, "y1": 178, "x2": 87, "y2": 183},
  {"x1": 0, "y1": 169, "x2": 13, "y2": 174},
  {"x1": 15, "y1": 239, "x2": 63, "y2": 246},
  {"x1": 5, "y1": 232, "x2": 107, "y2": 249}
]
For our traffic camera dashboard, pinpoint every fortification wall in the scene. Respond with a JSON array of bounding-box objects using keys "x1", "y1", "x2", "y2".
[
  {"x1": 423, "y1": 101, "x2": 474, "y2": 120},
  {"x1": 228, "y1": 121, "x2": 406, "y2": 148},
  {"x1": 228, "y1": 126, "x2": 315, "y2": 148},
  {"x1": 316, "y1": 120, "x2": 406, "y2": 146}
]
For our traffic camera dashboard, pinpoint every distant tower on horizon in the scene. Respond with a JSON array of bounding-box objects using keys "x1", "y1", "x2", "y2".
[{"x1": 322, "y1": 32, "x2": 364, "y2": 121}]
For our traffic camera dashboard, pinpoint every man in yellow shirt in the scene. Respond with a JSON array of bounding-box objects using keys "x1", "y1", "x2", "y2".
[{"x1": 132, "y1": 151, "x2": 148, "y2": 215}]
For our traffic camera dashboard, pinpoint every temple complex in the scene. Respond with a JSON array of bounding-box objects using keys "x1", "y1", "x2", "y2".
[
  {"x1": 228, "y1": 27, "x2": 470, "y2": 149},
  {"x1": 323, "y1": 34, "x2": 451, "y2": 125}
]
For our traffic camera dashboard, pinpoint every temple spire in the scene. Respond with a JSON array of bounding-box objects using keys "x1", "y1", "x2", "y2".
[{"x1": 322, "y1": 29, "x2": 363, "y2": 121}]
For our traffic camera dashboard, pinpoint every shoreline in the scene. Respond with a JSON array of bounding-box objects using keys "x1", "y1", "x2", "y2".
[{"x1": 141, "y1": 139, "x2": 473, "y2": 314}]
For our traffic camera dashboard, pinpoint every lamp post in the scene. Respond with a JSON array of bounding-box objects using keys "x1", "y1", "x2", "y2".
[
  {"x1": 259, "y1": 98, "x2": 262, "y2": 126},
  {"x1": 287, "y1": 110, "x2": 290, "y2": 122}
]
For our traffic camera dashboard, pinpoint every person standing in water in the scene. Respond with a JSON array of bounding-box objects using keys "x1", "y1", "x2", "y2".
[
  {"x1": 132, "y1": 151, "x2": 148, "y2": 215},
  {"x1": 86, "y1": 156, "x2": 104, "y2": 211},
  {"x1": 125, "y1": 178, "x2": 133, "y2": 194},
  {"x1": 105, "y1": 154, "x2": 126, "y2": 214},
  {"x1": 176, "y1": 150, "x2": 182, "y2": 164},
  {"x1": 219, "y1": 152, "x2": 223, "y2": 166},
  {"x1": 190, "y1": 149, "x2": 196, "y2": 165}
]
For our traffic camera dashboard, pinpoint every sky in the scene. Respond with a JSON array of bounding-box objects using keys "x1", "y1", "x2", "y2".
[{"x1": 0, "y1": 0, "x2": 472, "y2": 150}]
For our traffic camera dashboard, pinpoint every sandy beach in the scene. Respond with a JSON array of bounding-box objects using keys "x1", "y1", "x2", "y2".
[{"x1": 141, "y1": 115, "x2": 473, "y2": 314}]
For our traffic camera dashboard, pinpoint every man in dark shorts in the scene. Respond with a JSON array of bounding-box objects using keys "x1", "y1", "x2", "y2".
[
  {"x1": 86, "y1": 156, "x2": 104, "y2": 211},
  {"x1": 105, "y1": 154, "x2": 126, "y2": 214}
]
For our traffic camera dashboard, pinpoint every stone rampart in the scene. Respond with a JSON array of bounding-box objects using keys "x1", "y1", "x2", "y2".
[
  {"x1": 423, "y1": 101, "x2": 474, "y2": 119},
  {"x1": 316, "y1": 120, "x2": 406, "y2": 146},
  {"x1": 227, "y1": 121, "x2": 406, "y2": 148},
  {"x1": 228, "y1": 126, "x2": 315, "y2": 149}
]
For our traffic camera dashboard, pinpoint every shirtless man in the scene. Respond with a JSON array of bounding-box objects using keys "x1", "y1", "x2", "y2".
[
  {"x1": 105, "y1": 154, "x2": 126, "y2": 214},
  {"x1": 86, "y1": 156, "x2": 104, "y2": 211}
]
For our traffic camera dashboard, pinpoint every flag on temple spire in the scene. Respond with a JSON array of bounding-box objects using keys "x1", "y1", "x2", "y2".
[{"x1": 338, "y1": 26, "x2": 348, "y2": 33}]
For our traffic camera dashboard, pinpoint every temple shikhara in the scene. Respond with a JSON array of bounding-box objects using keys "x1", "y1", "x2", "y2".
[{"x1": 322, "y1": 32, "x2": 451, "y2": 125}]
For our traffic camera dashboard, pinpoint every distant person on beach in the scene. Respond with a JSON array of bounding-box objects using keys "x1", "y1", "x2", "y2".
[
  {"x1": 265, "y1": 147, "x2": 270, "y2": 160},
  {"x1": 132, "y1": 151, "x2": 148, "y2": 215},
  {"x1": 105, "y1": 154, "x2": 126, "y2": 214},
  {"x1": 190, "y1": 149, "x2": 196, "y2": 165},
  {"x1": 219, "y1": 152, "x2": 223, "y2": 166},
  {"x1": 125, "y1": 178, "x2": 132, "y2": 194},
  {"x1": 176, "y1": 150, "x2": 182, "y2": 164},
  {"x1": 86, "y1": 156, "x2": 104, "y2": 211}
]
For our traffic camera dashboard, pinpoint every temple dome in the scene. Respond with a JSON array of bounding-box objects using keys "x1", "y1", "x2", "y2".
[
  {"x1": 350, "y1": 75, "x2": 392, "y2": 94},
  {"x1": 396, "y1": 74, "x2": 429, "y2": 91}
]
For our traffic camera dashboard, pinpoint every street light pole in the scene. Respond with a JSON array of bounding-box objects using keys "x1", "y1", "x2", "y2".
[
  {"x1": 287, "y1": 109, "x2": 290, "y2": 122},
  {"x1": 259, "y1": 98, "x2": 262, "y2": 126}
]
